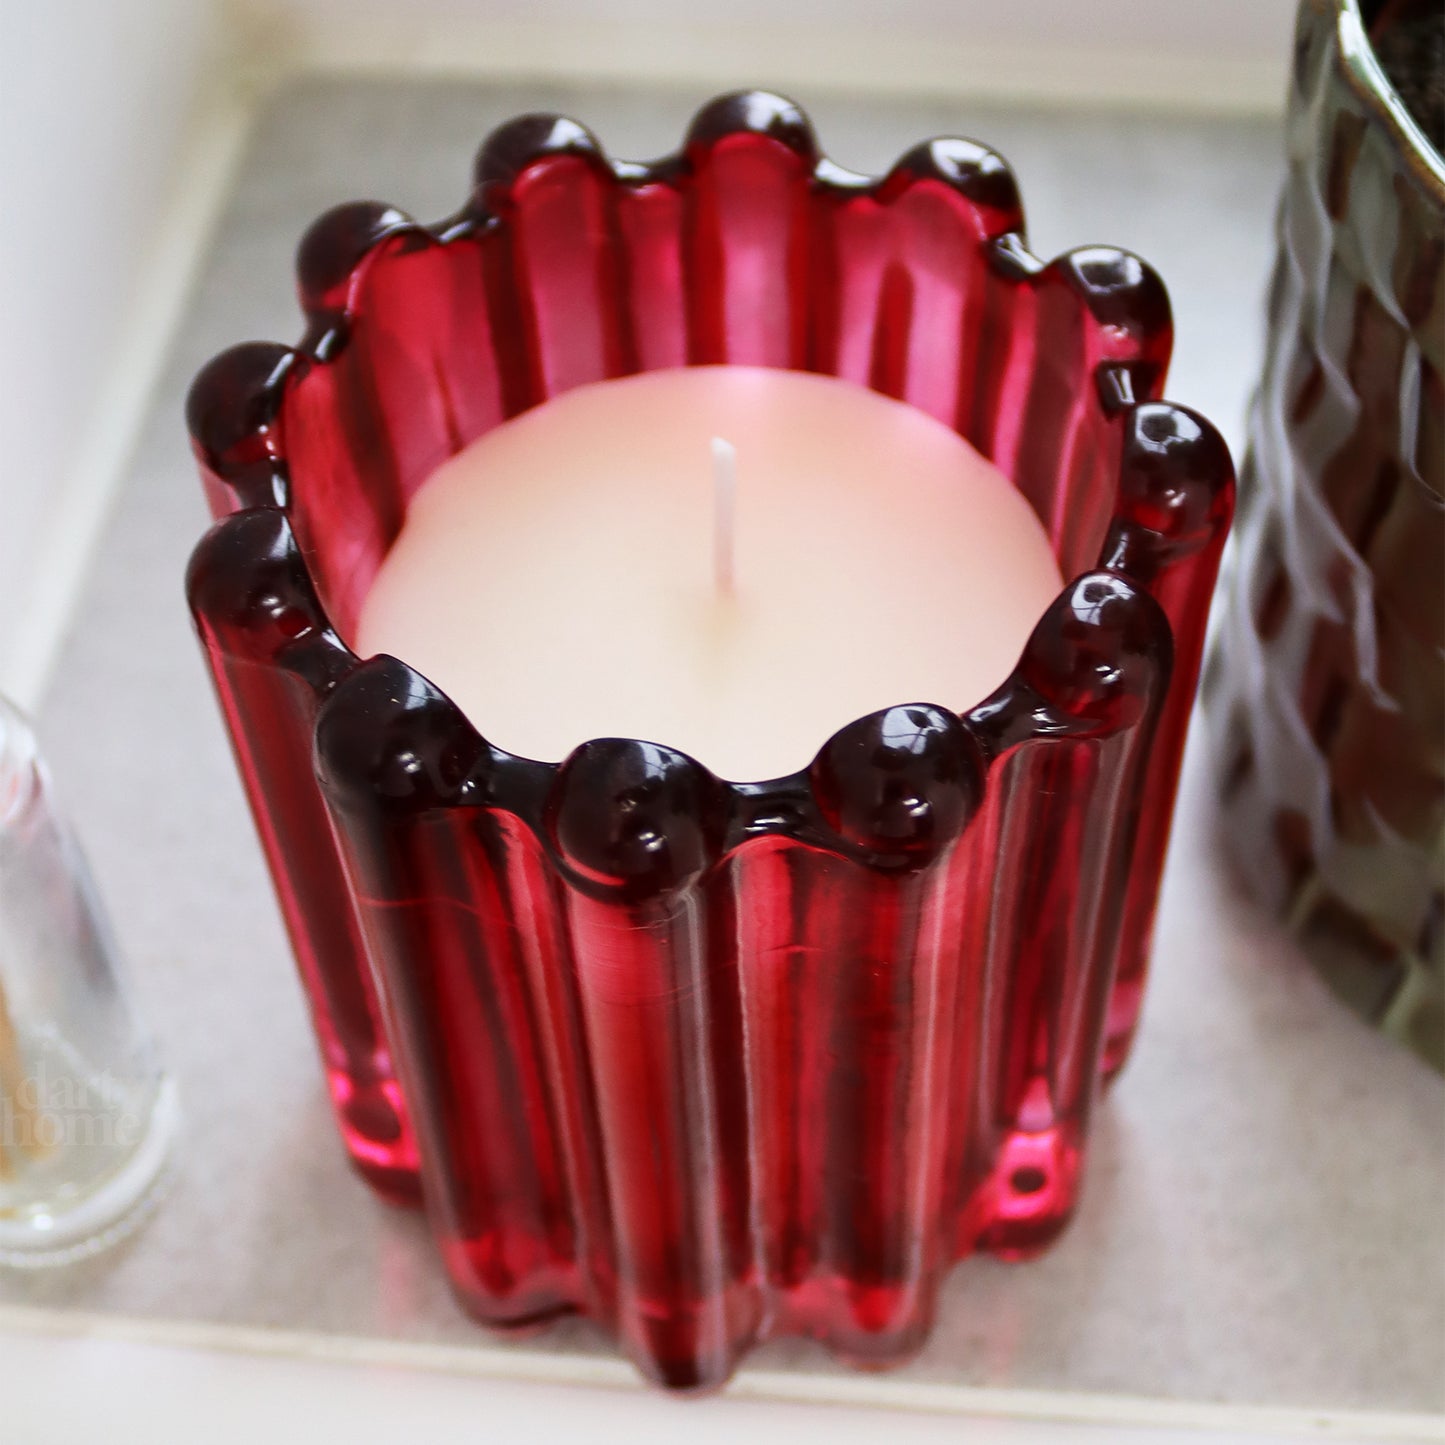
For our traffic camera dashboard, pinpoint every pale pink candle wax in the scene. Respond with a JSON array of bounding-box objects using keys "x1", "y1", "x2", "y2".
[{"x1": 355, "y1": 366, "x2": 1063, "y2": 782}]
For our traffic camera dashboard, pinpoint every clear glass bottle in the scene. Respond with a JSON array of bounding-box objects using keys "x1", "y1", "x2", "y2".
[{"x1": 0, "y1": 694, "x2": 177, "y2": 1265}]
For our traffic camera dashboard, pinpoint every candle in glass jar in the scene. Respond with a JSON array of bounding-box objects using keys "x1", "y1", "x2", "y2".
[{"x1": 355, "y1": 366, "x2": 1063, "y2": 782}]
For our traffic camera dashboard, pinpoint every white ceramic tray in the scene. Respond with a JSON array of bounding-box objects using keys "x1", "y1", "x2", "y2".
[{"x1": 2, "y1": 80, "x2": 1440, "y2": 1441}]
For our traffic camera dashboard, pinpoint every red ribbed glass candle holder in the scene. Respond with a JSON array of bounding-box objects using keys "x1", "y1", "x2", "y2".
[{"x1": 185, "y1": 92, "x2": 1233, "y2": 1389}]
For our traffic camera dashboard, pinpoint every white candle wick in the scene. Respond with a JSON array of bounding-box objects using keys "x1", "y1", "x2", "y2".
[{"x1": 711, "y1": 435, "x2": 737, "y2": 598}]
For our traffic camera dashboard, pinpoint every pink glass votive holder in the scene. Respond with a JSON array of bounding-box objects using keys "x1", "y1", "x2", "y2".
[{"x1": 185, "y1": 92, "x2": 1234, "y2": 1389}]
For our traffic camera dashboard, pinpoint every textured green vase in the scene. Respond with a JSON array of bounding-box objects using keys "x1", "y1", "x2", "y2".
[{"x1": 1206, "y1": 0, "x2": 1444, "y2": 1071}]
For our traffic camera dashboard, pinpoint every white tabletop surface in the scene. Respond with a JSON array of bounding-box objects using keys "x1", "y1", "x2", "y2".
[{"x1": 1, "y1": 79, "x2": 1441, "y2": 1442}]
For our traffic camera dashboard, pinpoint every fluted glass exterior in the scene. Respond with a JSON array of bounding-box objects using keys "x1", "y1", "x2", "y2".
[{"x1": 185, "y1": 93, "x2": 1234, "y2": 1388}]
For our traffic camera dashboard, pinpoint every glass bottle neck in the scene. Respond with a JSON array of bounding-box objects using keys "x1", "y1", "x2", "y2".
[{"x1": 0, "y1": 695, "x2": 42, "y2": 829}]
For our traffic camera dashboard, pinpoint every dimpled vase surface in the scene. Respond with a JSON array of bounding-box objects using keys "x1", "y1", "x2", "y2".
[
  {"x1": 1205, "y1": 0, "x2": 1444, "y2": 1069},
  {"x1": 185, "y1": 92, "x2": 1233, "y2": 1389}
]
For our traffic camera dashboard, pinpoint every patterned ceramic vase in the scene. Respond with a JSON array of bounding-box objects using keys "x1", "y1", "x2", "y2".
[{"x1": 1206, "y1": 0, "x2": 1444, "y2": 1069}]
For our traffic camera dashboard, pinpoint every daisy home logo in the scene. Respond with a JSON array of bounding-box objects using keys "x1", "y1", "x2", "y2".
[{"x1": 0, "y1": 1060, "x2": 141, "y2": 1155}]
